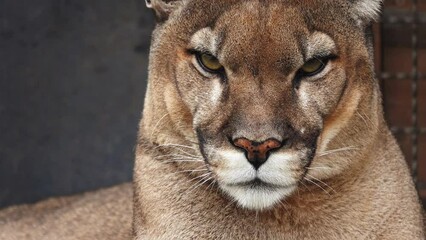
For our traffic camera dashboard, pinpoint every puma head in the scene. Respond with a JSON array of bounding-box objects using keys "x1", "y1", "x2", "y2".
[{"x1": 144, "y1": 0, "x2": 382, "y2": 210}]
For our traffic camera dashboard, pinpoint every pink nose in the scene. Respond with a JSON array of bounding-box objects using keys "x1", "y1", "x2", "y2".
[{"x1": 232, "y1": 138, "x2": 282, "y2": 169}]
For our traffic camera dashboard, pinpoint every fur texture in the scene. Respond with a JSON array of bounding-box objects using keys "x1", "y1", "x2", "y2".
[
  {"x1": 0, "y1": 0, "x2": 424, "y2": 239},
  {"x1": 0, "y1": 184, "x2": 132, "y2": 240},
  {"x1": 134, "y1": 0, "x2": 425, "y2": 239}
]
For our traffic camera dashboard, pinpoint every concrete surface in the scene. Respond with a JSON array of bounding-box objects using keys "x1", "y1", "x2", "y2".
[{"x1": 0, "y1": 0, "x2": 155, "y2": 208}]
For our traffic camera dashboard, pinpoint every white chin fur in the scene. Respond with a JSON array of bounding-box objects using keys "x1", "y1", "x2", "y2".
[{"x1": 220, "y1": 184, "x2": 296, "y2": 210}]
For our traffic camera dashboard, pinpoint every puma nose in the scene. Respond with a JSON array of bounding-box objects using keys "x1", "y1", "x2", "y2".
[{"x1": 232, "y1": 138, "x2": 282, "y2": 170}]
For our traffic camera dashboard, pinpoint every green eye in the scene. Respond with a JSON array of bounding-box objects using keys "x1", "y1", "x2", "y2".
[
  {"x1": 299, "y1": 58, "x2": 327, "y2": 76},
  {"x1": 196, "y1": 53, "x2": 223, "y2": 73}
]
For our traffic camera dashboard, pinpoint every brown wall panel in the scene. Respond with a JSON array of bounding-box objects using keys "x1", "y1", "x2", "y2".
[
  {"x1": 383, "y1": 48, "x2": 413, "y2": 73},
  {"x1": 419, "y1": 81, "x2": 426, "y2": 128},
  {"x1": 384, "y1": 80, "x2": 414, "y2": 127},
  {"x1": 418, "y1": 134, "x2": 426, "y2": 183},
  {"x1": 379, "y1": 2, "x2": 425, "y2": 206},
  {"x1": 419, "y1": 49, "x2": 426, "y2": 73},
  {"x1": 384, "y1": 0, "x2": 412, "y2": 9}
]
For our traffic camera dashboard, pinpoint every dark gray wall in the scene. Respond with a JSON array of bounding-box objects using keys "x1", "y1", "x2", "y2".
[{"x1": 0, "y1": 0, "x2": 155, "y2": 208}]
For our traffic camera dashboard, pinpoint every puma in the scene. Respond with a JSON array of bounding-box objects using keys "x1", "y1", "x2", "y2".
[{"x1": 1, "y1": 0, "x2": 424, "y2": 239}]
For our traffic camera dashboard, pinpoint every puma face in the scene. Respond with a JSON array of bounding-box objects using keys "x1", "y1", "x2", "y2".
[{"x1": 151, "y1": 0, "x2": 374, "y2": 210}]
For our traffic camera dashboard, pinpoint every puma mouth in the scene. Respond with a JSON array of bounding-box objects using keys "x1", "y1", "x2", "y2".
[{"x1": 228, "y1": 178, "x2": 295, "y2": 190}]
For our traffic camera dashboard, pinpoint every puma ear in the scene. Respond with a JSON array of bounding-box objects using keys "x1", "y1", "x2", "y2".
[
  {"x1": 350, "y1": 0, "x2": 383, "y2": 25},
  {"x1": 145, "y1": 0, "x2": 181, "y2": 22}
]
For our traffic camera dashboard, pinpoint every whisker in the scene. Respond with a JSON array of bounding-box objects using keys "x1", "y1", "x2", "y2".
[
  {"x1": 154, "y1": 154, "x2": 201, "y2": 160},
  {"x1": 160, "y1": 158, "x2": 203, "y2": 163},
  {"x1": 318, "y1": 146, "x2": 359, "y2": 157},
  {"x1": 186, "y1": 175, "x2": 213, "y2": 194},
  {"x1": 279, "y1": 199, "x2": 289, "y2": 211},
  {"x1": 155, "y1": 144, "x2": 197, "y2": 150},
  {"x1": 183, "y1": 172, "x2": 211, "y2": 184},
  {"x1": 186, "y1": 139, "x2": 199, "y2": 145},
  {"x1": 305, "y1": 173, "x2": 337, "y2": 193},
  {"x1": 167, "y1": 167, "x2": 208, "y2": 177},
  {"x1": 166, "y1": 150, "x2": 199, "y2": 159},
  {"x1": 223, "y1": 198, "x2": 238, "y2": 212},
  {"x1": 177, "y1": 169, "x2": 209, "y2": 174},
  {"x1": 172, "y1": 149, "x2": 199, "y2": 158},
  {"x1": 305, "y1": 166, "x2": 333, "y2": 170},
  {"x1": 190, "y1": 178, "x2": 214, "y2": 197},
  {"x1": 356, "y1": 110, "x2": 378, "y2": 131},
  {"x1": 304, "y1": 178, "x2": 330, "y2": 196},
  {"x1": 155, "y1": 144, "x2": 200, "y2": 158},
  {"x1": 205, "y1": 179, "x2": 217, "y2": 193},
  {"x1": 204, "y1": 178, "x2": 215, "y2": 192},
  {"x1": 356, "y1": 111, "x2": 369, "y2": 127},
  {"x1": 161, "y1": 159, "x2": 204, "y2": 164},
  {"x1": 150, "y1": 113, "x2": 170, "y2": 139},
  {"x1": 298, "y1": 180, "x2": 313, "y2": 194}
]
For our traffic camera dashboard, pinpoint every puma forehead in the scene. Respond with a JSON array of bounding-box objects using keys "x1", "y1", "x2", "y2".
[{"x1": 190, "y1": 27, "x2": 337, "y2": 71}]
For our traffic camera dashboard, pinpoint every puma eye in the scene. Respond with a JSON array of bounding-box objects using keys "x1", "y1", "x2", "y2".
[
  {"x1": 196, "y1": 52, "x2": 223, "y2": 73},
  {"x1": 299, "y1": 58, "x2": 327, "y2": 77}
]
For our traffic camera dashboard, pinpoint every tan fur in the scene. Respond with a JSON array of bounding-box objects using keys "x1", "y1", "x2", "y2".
[
  {"x1": 0, "y1": 184, "x2": 132, "y2": 239},
  {"x1": 0, "y1": 0, "x2": 424, "y2": 239},
  {"x1": 135, "y1": 0, "x2": 425, "y2": 239}
]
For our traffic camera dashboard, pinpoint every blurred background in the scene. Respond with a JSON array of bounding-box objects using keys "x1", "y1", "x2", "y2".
[
  {"x1": 375, "y1": 0, "x2": 426, "y2": 208},
  {"x1": 0, "y1": 0, "x2": 154, "y2": 208},
  {"x1": 0, "y1": 0, "x2": 424, "y2": 209}
]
